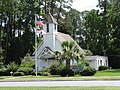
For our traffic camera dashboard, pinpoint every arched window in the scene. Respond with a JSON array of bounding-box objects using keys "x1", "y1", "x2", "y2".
[{"x1": 47, "y1": 24, "x2": 49, "y2": 32}]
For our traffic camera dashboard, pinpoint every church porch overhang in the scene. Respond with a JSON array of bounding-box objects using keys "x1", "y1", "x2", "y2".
[{"x1": 39, "y1": 54, "x2": 54, "y2": 59}]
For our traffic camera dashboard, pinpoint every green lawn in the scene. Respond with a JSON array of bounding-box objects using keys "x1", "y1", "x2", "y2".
[
  {"x1": 0, "y1": 76, "x2": 11, "y2": 79},
  {"x1": 0, "y1": 69, "x2": 120, "y2": 81},
  {"x1": 0, "y1": 87, "x2": 120, "y2": 90},
  {"x1": 95, "y1": 69, "x2": 120, "y2": 76}
]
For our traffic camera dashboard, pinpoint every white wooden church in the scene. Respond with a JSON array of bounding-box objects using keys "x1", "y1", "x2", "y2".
[{"x1": 35, "y1": 13, "x2": 108, "y2": 70}]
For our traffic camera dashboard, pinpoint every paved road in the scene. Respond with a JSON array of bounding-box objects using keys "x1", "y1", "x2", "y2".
[{"x1": 0, "y1": 81, "x2": 120, "y2": 87}]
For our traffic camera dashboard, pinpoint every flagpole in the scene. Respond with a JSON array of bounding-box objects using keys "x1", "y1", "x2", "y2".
[{"x1": 35, "y1": 14, "x2": 38, "y2": 76}]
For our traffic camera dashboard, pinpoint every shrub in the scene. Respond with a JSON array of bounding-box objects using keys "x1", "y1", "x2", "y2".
[
  {"x1": 31, "y1": 71, "x2": 36, "y2": 76},
  {"x1": 31, "y1": 71, "x2": 50, "y2": 76},
  {"x1": 42, "y1": 72, "x2": 50, "y2": 76},
  {"x1": 41, "y1": 67, "x2": 49, "y2": 72},
  {"x1": 0, "y1": 68, "x2": 7, "y2": 76},
  {"x1": 20, "y1": 60, "x2": 35, "y2": 68},
  {"x1": 99, "y1": 66, "x2": 108, "y2": 71},
  {"x1": 7, "y1": 62, "x2": 19, "y2": 72},
  {"x1": 13, "y1": 72, "x2": 24, "y2": 76},
  {"x1": 80, "y1": 67, "x2": 96, "y2": 76},
  {"x1": 17, "y1": 67, "x2": 33, "y2": 75},
  {"x1": 75, "y1": 70, "x2": 80, "y2": 75},
  {"x1": 37, "y1": 72, "x2": 43, "y2": 76},
  {"x1": 0, "y1": 68, "x2": 15, "y2": 76},
  {"x1": 60, "y1": 69, "x2": 74, "y2": 76},
  {"x1": 31, "y1": 71, "x2": 42, "y2": 76},
  {"x1": 80, "y1": 60, "x2": 90, "y2": 67},
  {"x1": 0, "y1": 63, "x2": 19, "y2": 76},
  {"x1": 49, "y1": 64, "x2": 64, "y2": 75}
]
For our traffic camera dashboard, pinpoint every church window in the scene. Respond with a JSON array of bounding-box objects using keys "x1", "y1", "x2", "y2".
[
  {"x1": 100, "y1": 60, "x2": 102, "y2": 65},
  {"x1": 54, "y1": 24, "x2": 56, "y2": 30},
  {"x1": 47, "y1": 24, "x2": 49, "y2": 32},
  {"x1": 105, "y1": 60, "x2": 107, "y2": 65}
]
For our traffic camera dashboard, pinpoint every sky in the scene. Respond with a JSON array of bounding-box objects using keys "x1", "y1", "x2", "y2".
[{"x1": 72, "y1": 0, "x2": 98, "y2": 12}]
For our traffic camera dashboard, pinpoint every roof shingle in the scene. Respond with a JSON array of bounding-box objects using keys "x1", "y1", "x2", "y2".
[
  {"x1": 56, "y1": 32, "x2": 85, "y2": 54},
  {"x1": 46, "y1": 13, "x2": 58, "y2": 24}
]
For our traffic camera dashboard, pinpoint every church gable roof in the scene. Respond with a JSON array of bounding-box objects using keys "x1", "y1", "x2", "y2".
[
  {"x1": 56, "y1": 32, "x2": 85, "y2": 54},
  {"x1": 46, "y1": 13, "x2": 58, "y2": 24},
  {"x1": 38, "y1": 47, "x2": 54, "y2": 59},
  {"x1": 56, "y1": 32, "x2": 74, "y2": 42}
]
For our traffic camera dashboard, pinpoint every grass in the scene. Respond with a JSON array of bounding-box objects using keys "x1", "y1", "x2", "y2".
[
  {"x1": 0, "y1": 76, "x2": 11, "y2": 79},
  {"x1": 0, "y1": 69, "x2": 120, "y2": 81},
  {"x1": 0, "y1": 87, "x2": 120, "y2": 90},
  {"x1": 95, "y1": 69, "x2": 120, "y2": 76}
]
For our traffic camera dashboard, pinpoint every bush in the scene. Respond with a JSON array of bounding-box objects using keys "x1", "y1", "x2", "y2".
[
  {"x1": 7, "y1": 62, "x2": 19, "y2": 72},
  {"x1": 31, "y1": 71, "x2": 50, "y2": 76},
  {"x1": 80, "y1": 67, "x2": 96, "y2": 76},
  {"x1": 0, "y1": 68, "x2": 15, "y2": 76},
  {"x1": 20, "y1": 60, "x2": 35, "y2": 68},
  {"x1": 37, "y1": 72, "x2": 43, "y2": 76},
  {"x1": 75, "y1": 70, "x2": 80, "y2": 75},
  {"x1": 78, "y1": 60, "x2": 90, "y2": 67},
  {"x1": 0, "y1": 68, "x2": 7, "y2": 76},
  {"x1": 31, "y1": 67, "x2": 50, "y2": 76},
  {"x1": 31, "y1": 72, "x2": 36, "y2": 76},
  {"x1": 42, "y1": 72, "x2": 50, "y2": 76},
  {"x1": 49, "y1": 64, "x2": 64, "y2": 75},
  {"x1": 13, "y1": 72, "x2": 25, "y2": 76},
  {"x1": 99, "y1": 66, "x2": 108, "y2": 71},
  {"x1": 17, "y1": 67, "x2": 33, "y2": 75},
  {"x1": 0, "y1": 63, "x2": 19, "y2": 76},
  {"x1": 31, "y1": 71, "x2": 46, "y2": 76},
  {"x1": 41, "y1": 67, "x2": 49, "y2": 72},
  {"x1": 60, "y1": 69, "x2": 74, "y2": 76}
]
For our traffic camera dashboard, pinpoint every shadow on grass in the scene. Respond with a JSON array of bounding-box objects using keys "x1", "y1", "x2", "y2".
[{"x1": 0, "y1": 78, "x2": 4, "y2": 79}]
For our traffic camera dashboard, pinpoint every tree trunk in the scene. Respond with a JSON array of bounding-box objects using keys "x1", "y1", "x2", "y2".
[
  {"x1": 45, "y1": 0, "x2": 47, "y2": 14},
  {"x1": 66, "y1": 59, "x2": 70, "y2": 70}
]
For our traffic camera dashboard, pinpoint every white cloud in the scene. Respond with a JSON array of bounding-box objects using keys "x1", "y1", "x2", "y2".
[{"x1": 72, "y1": 0, "x2": 98, "y2": 12}]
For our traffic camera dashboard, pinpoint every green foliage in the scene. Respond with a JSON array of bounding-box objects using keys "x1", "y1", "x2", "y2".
[
  {"x1": 37, "y1": 72, "x2": 43, "y2": 76},
  {"x1": 31, "y1": 71, "x2": 50, "y2": 76},
  {"x1": 0, "y1": 62, "x2": 18, "y2": 76},
  {"x1": 85, "y1": 50, "x2": 93, "y2": 56},
  {"x1": 20, "y1": 60, "x2": 35, "y2": 68},
  {"x1": 17, "y1": 67, "x2": 33, "y2": 75},
  {"x1": 0, "y1": 68, "x2": 12, "y2": 76},
  {"x1": 6, "y1": 62, "x2": 19, "y2": 72},
  {"x1": 42, "y1": 72, "x2": 50, "y2": 76},
  {"x1": 80, "y1": 67, "x2": 96, "y2": 76},
  {"x1": 58, "y1": 41, "x2": 83, "y2": 70},
  {"x1": 0, "y1": 47, "x2": 3, "y2": 63},
  {"x1": 40, "y1": 67, "x2": 49, "y2": 73},
  {"x1": 32, "y1": 67, "x2": 50, "y2": 76},
  {"x1": 98, "y1": 66, "x2": 109, "y2": 71},
  {"x1": 1, "y1": 0, "x2": 73, "y2": 65},
  {"x1": 49, "y1": 64, "x2": 64, "y2": 75},
  {"x1": 78, "y1": 60, "x2": 90, "y2": 67},
  {"x1": 108, "y1": 56, "x2": 120, "y2": 69},
  {"x1": 58, "y1": 22, "x2": 73, "y2": 35},
  {"x1": 0, "y1": 68, "x2": 7, "y2": 76},
  {"x1": 60, "y1": 68, "x2": 74, "y2": 76},
  {"x1": 13, "y1": 72, "x2": 25, "y2": 76},
  {"x1": 1, "y1": 0, "x2": 120, "y2": 69}
]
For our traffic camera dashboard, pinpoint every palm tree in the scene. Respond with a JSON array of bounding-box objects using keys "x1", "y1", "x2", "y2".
[{"x1": 55, "y1": 41, "x2": 82, "y2": 70}]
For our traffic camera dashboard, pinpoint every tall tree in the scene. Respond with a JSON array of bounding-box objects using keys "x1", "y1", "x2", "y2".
[
  {"x1": 0, "y1": 0, "x2": 75, "y2": 65},
  {"x1": 55, "y1": 41, "x2": 82, "y2": 70}
]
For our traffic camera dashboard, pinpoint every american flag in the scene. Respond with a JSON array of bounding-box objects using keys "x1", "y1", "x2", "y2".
[{"x1": 35, "y1": 15, "x2": 44, "y2": 26}]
